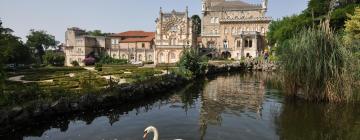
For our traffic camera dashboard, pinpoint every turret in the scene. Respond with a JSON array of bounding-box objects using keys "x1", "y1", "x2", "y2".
[
  {"x1": 202, "y1": 0, "x2": 206, "y2": 14},
  {"x1": 262, "y1": 0, "x2": 268, "y2": 11}
]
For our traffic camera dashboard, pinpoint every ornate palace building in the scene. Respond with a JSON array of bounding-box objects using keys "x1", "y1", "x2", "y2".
[
  {"x1": 154, "y1": 7, "x2": 196, "y2": 64},
  {"x1": 201, "y1": 0, "x2": 271, "y2": 59}
]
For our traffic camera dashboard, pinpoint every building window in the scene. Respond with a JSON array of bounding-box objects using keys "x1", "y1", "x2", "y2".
[
  {"x1": 215, "y1": 17, "x2": 219, "y2": 23},
  {"x1": 237, "y1": 40, "x2": 241, "y2": 47},
  {"x1": 159, "y1": 53, "x2": 164, "y2": 63},
  {"x1": 211, "y1": 17, "x2": 215, "y2": 23},
  {"x1": 148, "y1": 55, "x2": 152, "y2": 61},
  {"x1": 223, "y1": 40, "x2": 228, "y2": 49},
  {"x1": 142, "y1": 43, "x2": 145, "y2": 48},
  {"x1": 170, "y1": 53, "x2": 175, "y2": 59},
  {"x1": 245, "y1": 39, "x2": 252, "y2": 48},
  {"x1": 261, "y1": 27, "x2": 265, "y2": 34},
  {"x1": 138, "y1": 54, "x2": 142, "y2": 61},
  {"x1": 130, "y1": 54, "x2": 135, "y2": 60}
]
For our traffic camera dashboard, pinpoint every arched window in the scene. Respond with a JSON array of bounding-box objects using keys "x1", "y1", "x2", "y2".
[
  {"x1": 130, "y1": 54, "x2": 135, "y2": 60},
  {"x1": 170, "y1": 53, "x2": 176, "y2": 59},
  {"x1": 223, "y1": 40, "x2": 228, "y2": 49},
  {"x1": 159, "y1": 53, "x2": 165, "y2": 63}
]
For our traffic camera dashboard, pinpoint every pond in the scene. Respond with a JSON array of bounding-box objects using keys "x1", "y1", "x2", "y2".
[{"x1": 2, "y1": 72, "x2": 360, "y2": 140}]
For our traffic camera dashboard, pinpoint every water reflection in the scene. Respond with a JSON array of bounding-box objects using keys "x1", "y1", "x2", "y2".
[
  {"x1": 2, "y1": 72, "x2": 359, "y2": 140},
  {"x1": 276, "y1": 101, "x2": 360, "y2": 140}
]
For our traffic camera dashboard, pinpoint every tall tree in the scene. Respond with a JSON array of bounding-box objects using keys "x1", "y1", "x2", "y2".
[
  {"x1": 191, "y1": 15, "x2": 201, "y2": 35},
  {"x1": 0, "y1": 19, "x2": 29, "y2": 92},
  {"x1": 26, "y1": 30, "x2": 59, "y2": 64}
]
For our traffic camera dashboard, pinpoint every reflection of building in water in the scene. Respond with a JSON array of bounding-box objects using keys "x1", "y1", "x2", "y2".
[{"x1": 199, "y1": 73, "x2": 270, "y2": 139}]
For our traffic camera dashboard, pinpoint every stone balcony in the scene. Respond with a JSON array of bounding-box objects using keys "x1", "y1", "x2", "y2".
[
  {"x1": 220, "y1": 17, "x2": 272, "y2": 23},
  {"x1": 155, "y1": 45, "x2": 188, "y2": 49}
]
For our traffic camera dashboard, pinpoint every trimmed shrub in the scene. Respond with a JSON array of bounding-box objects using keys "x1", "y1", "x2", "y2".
[{"x1": 71, "y1": 61, "x2": 79, "y2": 67}]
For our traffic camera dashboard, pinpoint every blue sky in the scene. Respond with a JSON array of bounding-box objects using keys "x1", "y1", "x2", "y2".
[{"x1": 0, "y1": 0, "x2": 308, "y2": 43}]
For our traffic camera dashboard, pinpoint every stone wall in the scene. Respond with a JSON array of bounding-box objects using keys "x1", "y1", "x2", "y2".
[{"x1": 0, "y1": 75, "x2": 188, "y2": 134}]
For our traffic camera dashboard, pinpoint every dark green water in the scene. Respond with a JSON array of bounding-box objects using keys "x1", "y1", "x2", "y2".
[{"x1": 3, "y1": 72, "x2": 360, "y2": 140}]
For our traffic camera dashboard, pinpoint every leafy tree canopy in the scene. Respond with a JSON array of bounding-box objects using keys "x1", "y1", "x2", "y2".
[
  {"x1": 26, "y1": 29, "x2": 59, "y2": 63},
  {"x1": 267, "y1": 0, "x2": 360, "y2": 45}
]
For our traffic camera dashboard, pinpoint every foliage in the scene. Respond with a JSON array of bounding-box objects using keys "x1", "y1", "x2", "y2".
[
  {"x1": 99, "y1": 54, "x2": 128, "y2": 65},
  {"x1": 177, "y1": 48, "x2": 208, "y2": 77},
  {"x1": 26, "y1": 29, "x2": 59, "y2": 64},
  {"x1": 86, "y1": 30, "x2": 110, "y2": 36},
  {"x1": 95, "y1": 63, "x2": 103, "y2": 71},
  {"x1": 330, "y1": 4, "x2": 360, "y2": 30},
  {"x1": 344, "y1": 6, "x2": 360, "y2": 44},
  {"x1": 267, "y1": 0, "x2": 360, "y2": 45},
  {"x1": 0, "y1": 20, "x2": 32, "y2": 65},
  {"x1": 83, "y1": 57, "x2": 96, "y2": 66},
  {"x1": 267, "y1": 14, "x2": 312, "y2": 45},
  {"x1": 71, "y1": 61, "x2": 79, "y2": 67},
  {"x1": 191, "y1": 15, "x2": 201, "y2": 35},
  {"x1": 278, "y1": 27, "x2": 357, "y2": 102},
  {"x1": 43, "y1": 51, "x2": 65, "y2": 66}
]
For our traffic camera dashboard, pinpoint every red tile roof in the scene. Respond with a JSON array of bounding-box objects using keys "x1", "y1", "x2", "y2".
[
  {"x1": 111, "y1": 31, "x2": 154, "y2": 37},
  {"x1": 111, "y1": 31, "x2": 155, "y2": 43}
]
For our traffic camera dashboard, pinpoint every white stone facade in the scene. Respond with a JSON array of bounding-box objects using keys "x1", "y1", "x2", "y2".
[
  {"x1": 201, "y1": 0, "x2": 271, "y2": 59},
  {"x1": 154, "y1": 7, "x2": 196, "y2": 64}
]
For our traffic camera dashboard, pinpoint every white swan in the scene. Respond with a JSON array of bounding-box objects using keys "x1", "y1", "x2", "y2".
[{"x1": 143, "y1": 126, "x2": 183, "y2": 140}]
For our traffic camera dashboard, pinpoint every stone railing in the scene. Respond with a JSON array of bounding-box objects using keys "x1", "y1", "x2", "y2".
[{"x1": 220, "y1": 17, "x2": 272, "y2": 23}]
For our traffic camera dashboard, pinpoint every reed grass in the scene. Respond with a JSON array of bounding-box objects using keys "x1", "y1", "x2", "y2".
[{"x1": 277, "y1": 26, "x2": 358, "y2": 102}]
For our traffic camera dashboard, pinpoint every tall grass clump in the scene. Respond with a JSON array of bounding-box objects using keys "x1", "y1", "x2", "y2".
[{"x1": 277, "y1": 26, "x2": 357, "y2": 102}]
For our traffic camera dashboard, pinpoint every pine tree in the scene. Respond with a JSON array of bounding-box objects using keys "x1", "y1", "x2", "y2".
[{"x1": 344, "y1": 6, "x2": 360, "y2": 44}]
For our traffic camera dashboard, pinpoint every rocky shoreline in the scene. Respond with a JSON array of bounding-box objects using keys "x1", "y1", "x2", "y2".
[{"x1": 206, "y1": 61, "x2": 277, "y2": 75}]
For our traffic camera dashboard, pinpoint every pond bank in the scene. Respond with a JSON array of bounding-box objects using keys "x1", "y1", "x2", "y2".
[
  {"x1": 206, "y1": 61, "x2": 277, "y2": 75},
  {"x1": 0, "y1": 74, "x2": 188, "y2": 134}
]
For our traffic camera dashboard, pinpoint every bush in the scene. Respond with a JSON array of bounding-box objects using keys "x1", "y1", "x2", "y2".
[
  {"x1": 71, "y1": 61, "x2": 79, "y2": 67},
  {"x1": 277, "y1": 26, "x2": 356, "y2": 102},
  {"x1": 43, "y1": 51, "x2": 65, "y2": 66},
  {"x1": 83, "y1": 57, "x2": 95, "y2": 66},
  {"x1": 177, "y1": 48, "x2": 208, "y2": 77},
  {"x1": 95, "y1": 63, "x2": 102, "y2": 71},
  {"x1": 99, "y1": 55, "x2": 128, "y2": 65}
]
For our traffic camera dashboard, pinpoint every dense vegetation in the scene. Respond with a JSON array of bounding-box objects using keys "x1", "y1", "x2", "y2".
[
  {"x1": 267, "y1": 0, "x2": 360, "y2": 46},
  {"x1": 176, "y1": 48, "x2": 208, "y2": 78},
  {"x1": 272, "y1": 0, "x2": 360, "y2": 102}
]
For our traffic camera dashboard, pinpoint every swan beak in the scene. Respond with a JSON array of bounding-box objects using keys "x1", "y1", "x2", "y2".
[{"x1": 143, "y1": 133, "x2": 148, "y2": 139}]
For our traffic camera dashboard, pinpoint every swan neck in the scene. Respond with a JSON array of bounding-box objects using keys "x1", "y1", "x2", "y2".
[{"x1": 152, "y1": 127, "x2": 159, "y2": 140}]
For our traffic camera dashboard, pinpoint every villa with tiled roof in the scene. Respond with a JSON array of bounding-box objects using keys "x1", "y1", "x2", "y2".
[{"x1": 107, "y1": 31, "x2": 155, "y2": 62}]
